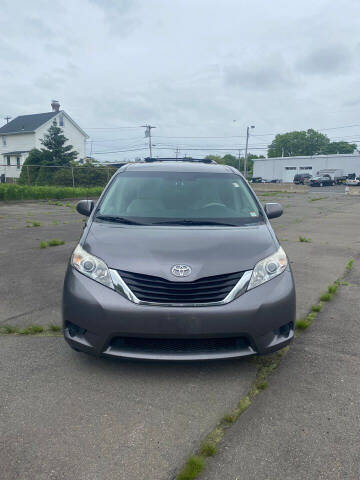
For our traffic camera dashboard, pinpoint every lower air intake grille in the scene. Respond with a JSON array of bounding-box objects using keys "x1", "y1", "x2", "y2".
[
  {"x1": 110, "y1": 336, "x2": 250, "y2": 355},
  {"x1": 117, "y1": 269, "x2": 244, "y2": 304}
]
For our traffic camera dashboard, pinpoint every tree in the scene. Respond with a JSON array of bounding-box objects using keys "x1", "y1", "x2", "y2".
[
  {"x1": 205, "y1": 153, "x2": 264, "y2": 176},
  {"x1": 18, "y1": 149, "x2": 52, "y2": 184},
  {"x1": 324, "y1": 141, "x2": 357, "y2": 154},
  {"x1": 267, "y1": 129, "x2": 358, "y2": 157},
  {"x1": 41, "y1": 119, "x2": 78, "y2": 166},
  {"x1": 268, "y1": 129, "x2": 330, "y2": 157}
]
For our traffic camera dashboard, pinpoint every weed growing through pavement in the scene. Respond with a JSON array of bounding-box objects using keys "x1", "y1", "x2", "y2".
[
  {"x1": 0, "y1": 325, "x2": 62, "y2": 335},
  {"x1": 40, "y1": 239, "x2": 65, "y2": 248},
  {"x1": 320, "y1": 292, "x2": 332, "y2": 302},
  {"x1": 311, "y1": 304, "x2": 322, "y2": 312},
  {"x1": 309, "y1": 197, "x2": 328, "y2": 202},
  {"x1": 346, "y1": 258, "x2": 354, "y2": 272},
  {"x1": 26, "y1": 221, "x2": 42, "y2": 227},
  {"x1": 52, "y1": 219, "x2": 58, "y2": 225},
  {"x1": 298, "y1": 236, "x2": 311, "y2": 243},
  {"x1": 177, "y1": 456, "x2": 205, "y2": 480}
]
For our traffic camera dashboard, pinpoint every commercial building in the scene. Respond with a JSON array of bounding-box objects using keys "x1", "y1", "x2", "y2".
[{"x1": 252, "y1": 153, "x2": 360, "y2": 182}]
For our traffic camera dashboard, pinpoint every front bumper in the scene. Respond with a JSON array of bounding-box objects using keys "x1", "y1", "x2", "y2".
[{"x1": 62, "y1": 267, "x2": 296, "y2": 361}]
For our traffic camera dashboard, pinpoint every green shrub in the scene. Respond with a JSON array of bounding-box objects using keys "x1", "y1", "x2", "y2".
[{"x1": 0, "y1": 184, "x2": 103, "y2": 201}]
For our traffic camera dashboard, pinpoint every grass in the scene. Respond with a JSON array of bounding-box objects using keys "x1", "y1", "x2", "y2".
[
  {"x1": 49, "y1": 324, "x2": 61, "y2": 332},
  {"x1": 40, "y1": 239, "x2": 65, "y2": 248},
  {"x1": 298, "y1": 236, "x2": 311, "y2": 243},
  {"x1": 26, "y1": 220, "x2": 42, "y2": 227},
  {"x1": 320, "y1": 292, "x2": 333, "y2": 302},
  {"x1": 52, "y1": 219, "x2": 58, "y2": 225},
  {"x1": 0, "y1": 324, "x2": 62, "y2": 335},
  {"x1": 309, "y1": 196, "x2": 328, "y2": 202},
  {"x1": 346, "y1": 258, "x2": 354, "y2": 272},
  {"x1": 311, "y1": 303, "x2": 323, "y2": 312},
  {"x1": 0, "y1": 184, "x2": 103, "y2": 201},
  {"x1": 177, "y1": 456, "x2": 205, "y2": 480}
]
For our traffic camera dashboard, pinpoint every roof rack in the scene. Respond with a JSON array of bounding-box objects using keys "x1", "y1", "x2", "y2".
[{"x1": 144, "y1": 157, "x2": 217, "y2": 164}]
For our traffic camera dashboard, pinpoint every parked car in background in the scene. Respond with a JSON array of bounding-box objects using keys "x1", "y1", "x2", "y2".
[
  {"x1": 345, "y1": 177, "x2": 360, "y2": 186},
  {"x1": 251, "y1": 177, "x2": 264, "y2": 183},
  {"x1": 335, "y1": 175, "x2": 347, "y2": 185},
  {"x1": 293, "y1": 173, "x2": 312, "y2": 185},
  {"x1": 310, "y1": 175, "x2": 334, "y2": 187}
]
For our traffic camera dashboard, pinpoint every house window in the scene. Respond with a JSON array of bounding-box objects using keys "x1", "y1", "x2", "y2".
[
  {"x1": 300, "y1": 166, "x2": 312, "y2": 170},
  {"x1": 2, "y1": 136, "x2": 6, "y2": 146},
  {"x1": 285, "y1": 166, "x2": 296, "y2": 170},
  {"x1": 6, "y1": 155, "x2": 10, "y2": 166},
  {"x1": 16, "y1": 157, "x2": 20, "y2": 169},
  {"x1": 59, "y1": 114, "x2": 64, "y2": 126}
]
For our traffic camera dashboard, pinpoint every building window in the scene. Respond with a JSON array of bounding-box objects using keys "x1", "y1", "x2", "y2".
[
  {"x1": 2, "y1": 136, "x2": 6, "y2": 146},
  {"x1": 6, "y1": 155, "x2": 10, "y2": 166},
  {"x1": 59, "y1": 114, "x2": 64, "y2": 126},
  {"x1": 300, "y1": 166, "x2": 312, "y2": 170},
  {"x1": 16, "y1": 157, "x2": 20, "y2": 169},
  {"x1": 285, "y1": 166, "x2": 296, "y2": 170}
]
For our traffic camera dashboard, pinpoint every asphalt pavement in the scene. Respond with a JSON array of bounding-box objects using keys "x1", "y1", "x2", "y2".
[{"x1": 0, "y1": 192, "x2": 359, "y2": 479}]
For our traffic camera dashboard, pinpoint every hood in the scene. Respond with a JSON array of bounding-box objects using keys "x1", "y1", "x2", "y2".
[{"x1": 83, "y1": 222, "x2": 277, "y2": 281}]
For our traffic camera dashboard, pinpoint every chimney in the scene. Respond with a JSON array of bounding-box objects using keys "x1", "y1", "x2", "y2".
[{"x1": 51, "y1": 100, "x2": 60, "y2": 112}]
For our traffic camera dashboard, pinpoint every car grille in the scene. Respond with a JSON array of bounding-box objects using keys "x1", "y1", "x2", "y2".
[
  {"x1": 109, "y1": 336, "x2": 251, "y2": 356},
  {"x1": 117, "y1": 269, "x2": 245, "y2": 304}
]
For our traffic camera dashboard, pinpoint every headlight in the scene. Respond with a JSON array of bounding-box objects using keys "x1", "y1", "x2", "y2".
[
  {"x1": 71, "y1": 244, "x2": 114, "y2": 289},
  {"x1": 248, "y1": 246, "x2": 287, "y2": 290}
]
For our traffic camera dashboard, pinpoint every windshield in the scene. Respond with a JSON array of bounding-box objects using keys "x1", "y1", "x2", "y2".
[{"x1": 96, "y1": 171, "x2": 262, "y2": 226}]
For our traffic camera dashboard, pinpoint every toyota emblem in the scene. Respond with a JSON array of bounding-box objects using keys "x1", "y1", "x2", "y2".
[{"x1": 171, "y1": 264, "x2": 192, "y2": 277}]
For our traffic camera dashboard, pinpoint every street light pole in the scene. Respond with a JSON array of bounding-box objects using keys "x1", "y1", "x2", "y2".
[{"x1": 244, "y1": 125, "x2": 255, "y2": 179}]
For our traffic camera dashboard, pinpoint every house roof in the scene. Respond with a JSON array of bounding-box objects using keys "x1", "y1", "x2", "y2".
[
  {"x1": 0, "y1": 112, "x2": 57, "y2": 135},
  {"x1": 2, "y1": 150, "x2": 30, "y2": 155}
]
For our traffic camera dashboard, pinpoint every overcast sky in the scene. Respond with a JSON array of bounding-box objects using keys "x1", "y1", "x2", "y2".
[{"x1": 1, "y1": 0, "x2": 360, "y2": 161}]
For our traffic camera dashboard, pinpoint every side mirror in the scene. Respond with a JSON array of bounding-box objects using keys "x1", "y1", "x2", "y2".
[
  {"x1": 264, "y1": 202, "x2": 283, "y2": 219},
  {"x1": 76, "y1": 200, "x2": 94, "y2": 217}
]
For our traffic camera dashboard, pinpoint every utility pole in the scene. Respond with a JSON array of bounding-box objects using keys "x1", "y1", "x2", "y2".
[
  {"x1": 175, "y1": 147, "x2": 180, "y2": 159},
  {"x1": 238, "y1": 150, "x2": 241, "y2": 171},
  {"x1": 244, "y1": 125, "x2": 255, "y2": 178},
  {"x1": 4, "y1": 116, "x2": 11, "y2": 124},
  {"x1": 142, "y1": 125, "x2": 156, "y2": 158}
]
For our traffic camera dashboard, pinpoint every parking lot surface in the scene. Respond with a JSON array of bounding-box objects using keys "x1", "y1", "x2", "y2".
[{"x1": 1, "y1": 191, "x2": 359, "y2": 479}]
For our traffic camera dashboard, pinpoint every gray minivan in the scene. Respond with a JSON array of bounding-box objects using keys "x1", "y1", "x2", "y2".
[{"x1": 63, "y1": 159, "x2": 295, "y2": 360}]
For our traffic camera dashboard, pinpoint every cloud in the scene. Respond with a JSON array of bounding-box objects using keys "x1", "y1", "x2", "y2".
[
  {"x1": 297, "y1": 46, "x2": 352, "y2": 74},
  {"x1": 224, "y1": 62, "x2": 297, "y2": 90}
]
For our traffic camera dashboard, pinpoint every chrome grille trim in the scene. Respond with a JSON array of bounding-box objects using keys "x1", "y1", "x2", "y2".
[{"x1": 109, "y1": 269, "x2": 252, "y2": 307}]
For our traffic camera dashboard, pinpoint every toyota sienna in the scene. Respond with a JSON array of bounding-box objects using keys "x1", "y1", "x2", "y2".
[{"x1": 62, "y1": 158, "x2": 295, "y2": 360}]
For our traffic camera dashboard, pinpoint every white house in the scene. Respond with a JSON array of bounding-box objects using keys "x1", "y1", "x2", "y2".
[
  {"x1": 253, "y1": 153, "x2": 360, "y2": 183},
  {"x1": 0, "y1": 101, "x2": 88, "y2": 182}
]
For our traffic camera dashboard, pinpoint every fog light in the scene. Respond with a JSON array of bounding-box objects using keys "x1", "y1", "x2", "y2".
[
  {"x1": 277, "y1": 322, "x2": 293, "y2": 337},
  {"x1": 67, "y1": 322, "x2": 87, "y2": 338}
]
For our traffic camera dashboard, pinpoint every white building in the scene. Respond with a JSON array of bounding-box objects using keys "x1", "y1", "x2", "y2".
[
  {"x1": 253, "y1": 153, "x2": 360, "y2": 183},
  {"x1": 0, "y1": 101, "x2": 88, "y2": 182}
]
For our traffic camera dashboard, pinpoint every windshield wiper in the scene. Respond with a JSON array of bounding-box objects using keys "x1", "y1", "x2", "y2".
[
  {"x1": 95, "y1": 215, "x2": 143, "y2": 225},
  {"x1": 153, "y1": 219, "x2": 238, "y2": 226}
]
